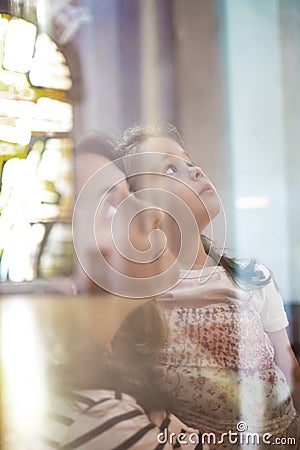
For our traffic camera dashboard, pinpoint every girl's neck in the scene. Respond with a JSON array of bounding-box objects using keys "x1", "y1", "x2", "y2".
[
  {"x1": 170, "y1": 234, "x2": 215, "y2": 270},
  {"x1": 162, "y1": 217, "x2": 216, "y2": 270}
]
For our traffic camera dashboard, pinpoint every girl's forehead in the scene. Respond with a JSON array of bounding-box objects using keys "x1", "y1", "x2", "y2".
[{"x1": 141, "y1": 136, "x2": 188, "y2": 158}]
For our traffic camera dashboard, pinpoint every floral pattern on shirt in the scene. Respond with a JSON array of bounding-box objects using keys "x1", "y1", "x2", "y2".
[{"x1": 155, "y1": 300, "x2": 296, "y2": 436}]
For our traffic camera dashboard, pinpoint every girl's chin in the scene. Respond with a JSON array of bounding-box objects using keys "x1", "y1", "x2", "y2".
[
  {"x1": 197, "y1": 206, "x2": 220, "y2": 229},
  {"x1": 207, "y1": 199, "x2": 221, "y2": 220}
]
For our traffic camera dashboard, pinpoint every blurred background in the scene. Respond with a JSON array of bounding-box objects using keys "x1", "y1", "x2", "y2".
[
  {"x1": 0, "y1": 0, "x2": 299, "y2": 363},
  {"x1": 0, "y1": 0, "x2": 300, "y2": 446},
  {"x1": 1, "y1": 0, "x2": 300, "y2": 297}
]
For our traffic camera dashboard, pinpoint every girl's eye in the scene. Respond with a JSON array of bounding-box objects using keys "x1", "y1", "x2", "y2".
[
  {"x1": 165, "y1": 165, "x2": 177, "y2": 175},
  {"x1": 185, "y1": 161, "x2": 195, "y2": 168}
]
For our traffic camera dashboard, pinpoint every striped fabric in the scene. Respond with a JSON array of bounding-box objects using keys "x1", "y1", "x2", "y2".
[{"x1": 33, "y1": 389, "x2": 202, "y2": 450}]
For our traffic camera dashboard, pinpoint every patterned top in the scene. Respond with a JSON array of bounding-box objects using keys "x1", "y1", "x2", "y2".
[{"x1": 155, "y1": 266, "x2": 296, "y2": 435}]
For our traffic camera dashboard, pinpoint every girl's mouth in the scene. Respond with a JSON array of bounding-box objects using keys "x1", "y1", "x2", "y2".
[{"x1": 199, "y1": 183, "x2": 214, "y2": 195}]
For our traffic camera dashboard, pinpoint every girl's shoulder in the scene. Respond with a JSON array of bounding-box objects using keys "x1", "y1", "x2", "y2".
[{"x1": 246, "y1": 263, "x2": 289, "y2": 332}]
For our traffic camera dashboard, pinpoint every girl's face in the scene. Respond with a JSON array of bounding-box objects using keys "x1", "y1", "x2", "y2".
[{"x1": 130, "y1": 136, "x2": 221, "y2": 232}]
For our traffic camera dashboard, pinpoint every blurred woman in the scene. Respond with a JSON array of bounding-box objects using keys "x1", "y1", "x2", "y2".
[{"x1": 20, "y1": 141, "x2": 199, "y2": 449}]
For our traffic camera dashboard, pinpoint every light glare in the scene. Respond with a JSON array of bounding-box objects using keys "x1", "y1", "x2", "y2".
[
  {"x1": 236, "y1": 195, "x2": 270, "y2": 210},
  {"x1": 1, "y1": 300, "x2": 47, "y2": 437}
]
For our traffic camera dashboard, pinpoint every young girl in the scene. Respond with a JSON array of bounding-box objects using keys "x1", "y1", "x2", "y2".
[{"x1": 116, "y1": 124, "x2": 300, "y2": 448}]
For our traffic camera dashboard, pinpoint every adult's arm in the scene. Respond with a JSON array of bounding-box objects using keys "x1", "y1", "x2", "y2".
[{"x1": 268, "y1": 328, "x2": 300, "y2": 412}]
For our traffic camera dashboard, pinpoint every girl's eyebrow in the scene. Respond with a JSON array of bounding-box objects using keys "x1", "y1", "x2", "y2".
[{"x1": 160, "y1": 152, "x2": 189, "y2": 162}]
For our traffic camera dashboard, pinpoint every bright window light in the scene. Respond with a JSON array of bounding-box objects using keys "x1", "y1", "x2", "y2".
[
  {"x1": 3, "y1": 18, "x2": 36, "y2": 73},
  {"x1": 29, "y1": 33, "x2": 72, "y2": 90},
  {"x1": 0, "y1": 69, "x2": 36, "y2": 100},
  {"x1": 0, "y1": 14, "x2": 8, "y2": 46},
  {"x1": 0, "y1": 123, "x2": 31, "y2": 145},
  {"x1": 32, "y1": 97, "x2": 73, "y2": 132},
  {"x1": 236, "y1": 195, "x2": 270, "y2": 209},
  {"x1": 0, "y1": 98, "x2": 35, "y2": 117},
  {"x1": 0, "y1": 97, "x2": 73, "y2": 140}
]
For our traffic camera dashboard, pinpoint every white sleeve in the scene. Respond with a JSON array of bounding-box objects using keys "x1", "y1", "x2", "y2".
[{"x1": 257, "y1": 267, "x2": 289, "y2": 333}]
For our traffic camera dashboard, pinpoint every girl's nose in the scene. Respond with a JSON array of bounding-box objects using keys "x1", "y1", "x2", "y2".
[{"x1": 189, "y1": 165, "x2": 203, "y2": 181}]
